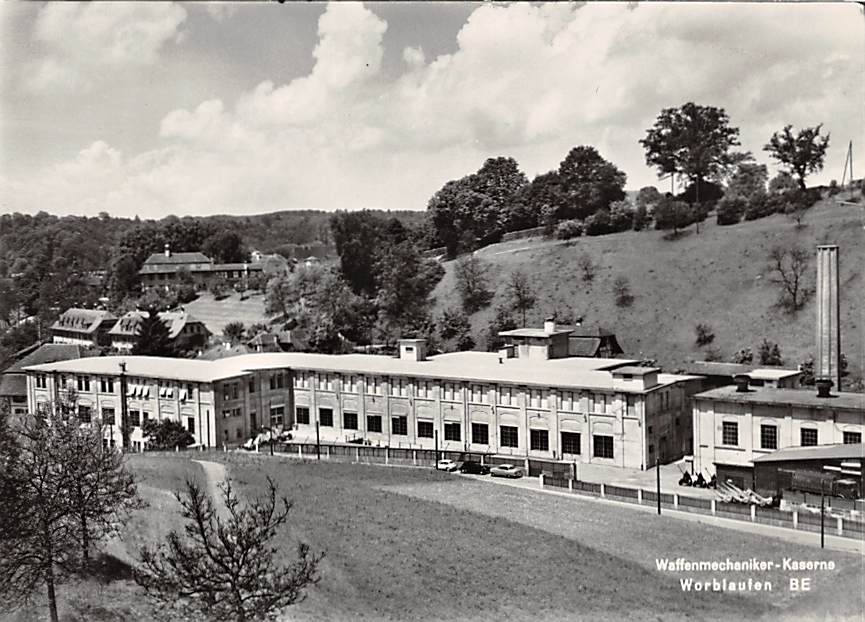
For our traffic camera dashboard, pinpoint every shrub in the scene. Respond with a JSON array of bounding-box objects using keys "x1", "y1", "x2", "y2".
[
  {"x1": 743, "y1": 193, "x2": 775, "y2": 221},
  {"x1": 695, "y1": 323, "x2": 715, "y2": 347},
  {"x1": 827, "y1": 179, "x2": 841, "y2": 196},
  {"x1": 757, "y1": 339, "x2": 783, "y2": 366},
  {"x1": 632, "y1": 204, "x2": 649, "y2": 231},
  {"x1": 608, "y1": 201, "x2": 634, "y2": 233},
  {"x1": 585, "y1": 210, "x2": 612, "y2": 236},
  {"x1": 578, "y1": 254, "x2": 595, "y2": 283},
  {"x1": 613, "y1": 276, "x2": 633, "y2": 307},
  {"x1": 716, "y1": 195, "x2": 747, "y2": 225},
  {"x1": 556, "y1": 219, "x2": 584, "y2": 240},
  {"x1": 175, "y1": 284, "x2": 198, "y2": 304},
  {"x1": 731, "y1": 348, "x2": 753, "y2": 364}
]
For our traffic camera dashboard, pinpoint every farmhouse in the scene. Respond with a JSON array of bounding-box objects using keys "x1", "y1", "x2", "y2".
[
  {"x1": 50, "y1": 308, "x2": 117, "y2": 347},
  {"x1": 138, "y1": 244, "x2": 264, "y2": 288},
  {"x1": 108, "y1": 309, "x2": 211, "y2": 352},
  {"x1": 23, "y1": 321, "x2": 702, "y2": 468}
]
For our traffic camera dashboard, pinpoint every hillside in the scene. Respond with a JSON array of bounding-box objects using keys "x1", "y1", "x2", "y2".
[
  {"x1": 184, "y1": 291, "x2": 271, "y2": 336},
  {"x1": 432, "y1": 195, "x2": 865, "y2": 387}
]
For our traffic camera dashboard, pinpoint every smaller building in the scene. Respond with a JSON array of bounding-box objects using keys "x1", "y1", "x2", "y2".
[
  {"x1": 693, "y1": 378, "x2": 865, "y2": 489},
  {"x1": 0, "y1": 343, "x2": 94, "y2": 415},
  {"x1": 50, "y1": 308, "x2": 117, "y2": 347},
  {"x1": 138, "y1": 245, "x2": 264, "y2": 288},
  {"x1": 752, "y1": 443, "x2": 864, "y2": 499},
  {"x1": 109, "y1": 309, "x2": 211, "y2": 352},
  {"x1": 247, "y1": 329, "x2": 307, "y2": 353}
]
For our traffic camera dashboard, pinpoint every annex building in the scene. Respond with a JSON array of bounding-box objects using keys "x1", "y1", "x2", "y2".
[{"x1": 23, "y1": 321, "x2": 702, "y2": 469}]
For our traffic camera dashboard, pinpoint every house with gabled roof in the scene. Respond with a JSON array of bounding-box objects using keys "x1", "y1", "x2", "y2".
[
  {"x1": 109, "y1": 309, "x2": 211, "y2": 352},
  {"x1": 138, "y1": 244, "x2": 264, "y2": 288},
  {"x1": 51, "y1": 308, "x2": 117, "y2": 347}
]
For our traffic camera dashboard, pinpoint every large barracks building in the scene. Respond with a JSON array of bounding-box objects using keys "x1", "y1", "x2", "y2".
[{"x1": 24, "y1": 320, "x2": 702, "y2": 470}]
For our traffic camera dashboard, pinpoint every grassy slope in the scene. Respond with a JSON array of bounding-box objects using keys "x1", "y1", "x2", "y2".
[
  {"x1": 432, "y1": 196, "x2": 865, "y2": 385},
  {"x1": 184, "y1": 291, "x2": 271, "y2": 336}
]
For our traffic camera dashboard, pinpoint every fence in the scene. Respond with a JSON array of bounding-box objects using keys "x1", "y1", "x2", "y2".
[
  {"x1": 258, "y1": 442, "x2": 865, "y2": 540},
  {"x1": 501, "y1": 226, "x2": 549, "y2": 242}
]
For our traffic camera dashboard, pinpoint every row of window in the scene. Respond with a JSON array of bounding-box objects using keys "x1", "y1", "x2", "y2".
[
  {"x1": 292, "y1": 406, "x2": 614, "y2": 456},
  {"x1": 39, "y1": 374, "x2": 199, "y2": 399},
  {"x1": 722, "y1": 422, "x2": 862, "y2": 449}
]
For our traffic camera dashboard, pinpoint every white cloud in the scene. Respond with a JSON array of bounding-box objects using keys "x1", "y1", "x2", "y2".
[
  {"x1": 25, "y1": 3, "x2": 187, "y2": 92},
  {"x1": 205, "y1": 3, "x2": 238, "y2": 23},
  {"x1": 5, "y1": 2, "x2": 862, "y2": 218}
]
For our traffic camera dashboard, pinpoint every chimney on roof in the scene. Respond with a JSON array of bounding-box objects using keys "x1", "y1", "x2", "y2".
[
  {"x1": 544, "y1": 318, "x2": 556, "y2": 334},
  {"x1": 164, "y1": 243, "x2": 171, "y2": 258},
  {"x1": 733, "y1": 374, "x2": 750, "y2": 393},
  {"x1": 815, "y1": 245, "x2": 840, "y2": 397}
]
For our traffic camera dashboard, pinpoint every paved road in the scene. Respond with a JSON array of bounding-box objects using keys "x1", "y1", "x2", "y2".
[{"x1": 192, "y1": 459, "x2": 228, "y2": 517}]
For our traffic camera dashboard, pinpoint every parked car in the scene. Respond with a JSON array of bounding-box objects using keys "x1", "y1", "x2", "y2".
[
  {"x1": 490, "y1": 464, "x2": 523, "y2": 478},
  {"x1": 437, "y1": 459, "x2": 459, "y2": 472},
  {"x1": 459, "y1": 461, "x2": 491, "y2": 475}
]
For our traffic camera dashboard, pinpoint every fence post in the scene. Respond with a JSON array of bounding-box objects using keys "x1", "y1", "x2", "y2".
[
  {"x1": 637, "y1": 489, "x2": 643, "y2": 505},
  {"x1": 325, "y1": 445, "x2": 330, "y2": 460},
  {"x1": 837, "y1": 517, "x2": 843, "y2": 536},
  {"x1": 600, "y1": 484, "x2": 605, "y2": 498},
  {"x1": 673, "y1": 493, "x2": 679, "y2": 509},
  {"x1": 412, "y1": 450, "x2": 417, "y2": 466},
  {"x1": 524, "y1": 457, "x2": 530, "y2": 473},
  {"x1": 298, "y1": 444, "x2": 302, "y2": 459},
  {"x1": 356, "y1": 446, "x2": 360, "y2": 462},
  {"x1": 539, "y1": 473, "x2": 544, "y2": 489},
  {"x1": 793, "y1": 510, "x2": 798, "y2": 529},
  {"x1": 568, "y1": 478, "x2": 573, "y2": 492},
  {"x1": 385, "y1": 447, "x2": 390, "y2": 465},
  {"x1": 711, "y1": 499, "x2": 716, "y2": 516},
  {"x1": 750, "y1": 505, "x2": 756, "y2": 522}
]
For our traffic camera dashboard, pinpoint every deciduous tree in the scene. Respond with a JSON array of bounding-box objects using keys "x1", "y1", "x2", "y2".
[
  {"x1": 505, "y1": 270, "x2": 536, "y2": 327},
  {"x1": 454, "y1": 255, "x2": 493, "y2": 314},
  {"x1": 764, "y1": 124, "x2": 830, "y2": 190},
  {"x1": 768, "y1": 245, "x2": 811, "y2": 312}
]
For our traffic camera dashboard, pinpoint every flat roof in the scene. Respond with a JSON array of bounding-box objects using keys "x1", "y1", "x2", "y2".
[
  {"x1": 23, "y1": 351, "x2": 697, "y2": 393},
  {"x1": 753, "y1": 443, "x2": 865, "y2": 463},
  {"x1": 693, "y1": 385, "x2": 865, "y2": 412},
  {"x1": 685, "y1": 361, "x2": 800, "y2": 379},
  {"x1": 498, "y1": 328, "x2": 573, "y2": 338},
  {"x1": 611, "y1": 366, "x2": 659, "y2": 376}
]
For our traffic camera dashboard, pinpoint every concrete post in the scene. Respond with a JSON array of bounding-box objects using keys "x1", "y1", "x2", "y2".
[
  {"x1": 711, "y1": 499, "x2": 716, "y2": 516},
  {"x1": 539, "y1": 473, "x2": 544, "y2": 489},
  {"x1": 385, "y1": 447, "x2": 390, "y2": 465},
  {"x1": 412, "y1": 449, "x2": 417, "y2": 466},
  {"x1": 325, "y1": 445, "x2": 330, "y2": 459},
  {"x1": 568, "y1": 478, "x2": 573, "y2": 492},
  {"x1": 750, "y1": 505, "x2": 756, "y2": 522},
  {"x1": 600, "y1": 484, "x2": 605, "y2": 498},
  {"x1": 298, "y1": 444, "x2": 302, "y2": 459},
  {"x1": 837, "y1": 517, "x2": 843, "y2": 536},
  {"x1": 356, "y1": 446, "x2": 360, "y2": 462},
  {"x1": 793, "y1": 510, "x2": 798, "y2": 529},
  {"x1": 637, "y1": 489, "x2": 643, "y2": 505},
  {"x1": 673, "y1": 493, "x2": 679, "y2": 508},
  {"x1": 524, "y1": 457, "x2": 530, "y2": 472}
]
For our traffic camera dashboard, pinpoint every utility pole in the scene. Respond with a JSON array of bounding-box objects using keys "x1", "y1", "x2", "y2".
[
  {"x1": 119, "y1": 362, "x2": 129, "y2": 451},
  {"x1": 820, "y1": 478, "x2": 825, "y2": 549},
  {"x1": 315, "y1": 419, "x2": 320, "y2": 461},
  {"x1": 435, "y1": 429, "x2": 439, "y2": 469},
  {"x1": 656, "y1": 458, "x2": 661, "y2": 515}
]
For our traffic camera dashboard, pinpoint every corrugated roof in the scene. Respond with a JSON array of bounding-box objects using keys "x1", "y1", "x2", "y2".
[
  {"x1": 693, "y1": 385, "x2": 865, "y2": 412},
  {"x1": 753, "y1": 443, "x2": 865, "y2": 463}
]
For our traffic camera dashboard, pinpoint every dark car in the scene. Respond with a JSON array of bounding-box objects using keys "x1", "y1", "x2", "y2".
[{"x1": 459, "y1": 461, "x2": 491, "y2": 475}]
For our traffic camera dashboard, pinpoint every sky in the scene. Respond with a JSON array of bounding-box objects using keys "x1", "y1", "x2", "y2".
[{"x1": 1, "y1": 2, "x2": 863, "y2": 219}]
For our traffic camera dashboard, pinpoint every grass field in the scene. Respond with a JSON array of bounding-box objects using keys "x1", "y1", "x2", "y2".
[
  {"x1": 184, "y1": 291, "x2": 272, "y2": 336},
  {"x1": 431, "y1": 194, "x2": 865, "y2": 385},
  {"x1": 4, "y1": 454, "x2": 862, "y2": 621}
]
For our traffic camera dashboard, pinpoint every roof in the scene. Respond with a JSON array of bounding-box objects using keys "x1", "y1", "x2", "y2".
[
  {"x1": 611, "y1": 366, "x2": 659, "y2": 376},
  {"x1": 110, "y1": 310, "x2": 206, "y2": 340},
  {"x1": 685, "y1": 361, "x2": 800, "y2": 380},
  {"x1": 142, "y1": 252, "x2": 211, "y2": 265},
  {"x1": 2, "y1": 343, "x2": 93, "y2": 397},
  {"x1": 568, "y1": 337, "x2": 602, "y2": 357},
  {"x1": 19, "y1": 351, "x2": 700, "y2": 393},
  {"x1": 212, "y1": 262, "x2": 264, "y2": 271},
  {"x1": 561, "y1": 326, "x2": 614, "y2": 338},
  {"x1": 50, "y1": 309, "x2": 116, "y2": 334},
  {"x1": 693, "y1": 385, "x2": 865, "y2": 413},
  {"x1": 499, "y1": 328, "x2": 573, "y2": 338},
  {"x1": 109, "y1": 311, "x2": 147, "y2": 337},
  {"x1": 0, "y1": 374, "x2": 26, "y2": 397},
  {"x1": 753, "y1": 443, "x2": 865, "y2": 463}
]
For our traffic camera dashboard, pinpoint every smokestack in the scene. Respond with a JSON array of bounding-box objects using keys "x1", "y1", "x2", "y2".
[{"x1": 815, "y1": 245, "x2": 841, "y2": 396}]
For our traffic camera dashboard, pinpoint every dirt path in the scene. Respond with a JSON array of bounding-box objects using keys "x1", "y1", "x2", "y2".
[{"x1": 192, "y1": 459, "x2": 228, "y2": 517}]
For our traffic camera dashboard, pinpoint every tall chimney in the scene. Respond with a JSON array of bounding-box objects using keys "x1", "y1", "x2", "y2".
[
  {"x1": 815, "y1": 245, "x2": 841, "y2": 394},
  {"x1": 544, "y1": 317, "x2": 556, "y2": 334}
]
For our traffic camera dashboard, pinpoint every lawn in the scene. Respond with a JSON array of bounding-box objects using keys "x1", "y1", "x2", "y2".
[{"x1": 219, "y1": 454, "x2": 865, "y2": 621}]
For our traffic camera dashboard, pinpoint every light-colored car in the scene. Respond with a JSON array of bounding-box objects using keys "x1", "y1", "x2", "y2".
[
  {"x1": 437, "y1": 459, "x2": 459, "y2": 472},
  {"x1": 490, "y1": 463, "x2": 524, "y2": 478}
]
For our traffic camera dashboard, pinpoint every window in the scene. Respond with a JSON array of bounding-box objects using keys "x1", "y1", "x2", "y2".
[
  {"x1": 343, "y1": 411, "x2": 358, "y2": 430},
  {"x1": 77, "y1": 375, "x2": 91, "y2": 392},
  {"x1": 249, "y1": 378, "x2": 256, "y2": 393},
  {"x1": 159, "y1": 381, "x2": 175, "y2": 399},
  {"x1": 366, "y1": 377, "x2": 382, "y2": 395},
  {"x1": 223, "y1": 384, "x2": 231, "y2": 401},
  {"x1": 561, "y1": 432, "x2": 581, "y2": 455},
  {"x1": 471, "y1": 423, "x2": 489, "y2": 445},
  {"x1": 722, "y1": 422, "x2": 738, "y2": 446},
  {"x1": 187, "y1": 417, "x2": 196, "y2": 435},
  {"x1": 293, "y1": 372, "x2": 310, "y2": 389},
  {"x1": 416, "y1": 380, "x2": 432, "y2": 399},
  {"x1": 236, "y1": 428, "x2": 242, "y2": 439},
  {"x1": 528, "y1": 389, "x2": 547, "y2": 409},
  {"x1": 345, "y1": 375, "x2": 358, "y2": 393},
  {"x1": 317, "y1": 374, "x2": 333, "y2": 391},
  {"x1": 801, "y1": 428, "x2": 818, "y2": 447},
  {"x1": 392, "y1": 416, "x2": 408, "y2": 436},
  {"x1": 444, "y1": 422, "x2": 461, "y2": 441},
  {"x1": 559, "y1": 391, "x2": 576, "y2": 412},
  {"x1": 469, "y1": 384, "x2": 487, "y2": 404},
  {"x1": 390, "y1": 378, "x2": 407, "y2": 397},
  {"x1": 418, "y1": 421, "x2": 434, "y2": 438},
  {"x1": 319, "y1": 408, "x2": 333, "y2": 427},
  {"x1": 367, "y1": 415, "x2": 382, "y2": 433},
  {"x1": 626, "y1": 395, "x2": 636, "y2": 417},
  {"x1": 270, "y1": 406, "x2": 285, "y2": 427},
  {"x1": 760, "y1": 425, "x2": 778, "y2": 450},
  {"x1": 101, "y1": 408, "x2": 115, "y2": 425},
  {"x1": 36, "y1": 375, "x2": 47, "y2": 389},
  {"x1": 530, "y1": 429, "x2": 549, "y2": 451},
  {"x1": 443, "y1": 383, "x2": 458, "y2": 401},
  {"x1": 648, "y1": 444, "x2": 655, "y2": 455},
  {"x1": 593, "y1": 435, "x2": 614, "y2": 459},
  {"x1": 499, "y1": 386, "x2": 514, "y2": 406},
  {"x1": 78, "y1": 405, "x2": 92, "y2": 423},
  {"x1": 844, "y1": 431, "x2": 862, "y2": 445},
  {"x1": 500, "y1": 426, "x2": 518, "y2": 448},
  {"x1": 295, "y1": 407, "x2": 310, "y2": 425},
  {"x1": 232, "y1": 383, "x2": 239, "y2": 400},
  {"x1": 100, "y1": 377, "x2": 114, "y2": 393}
]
